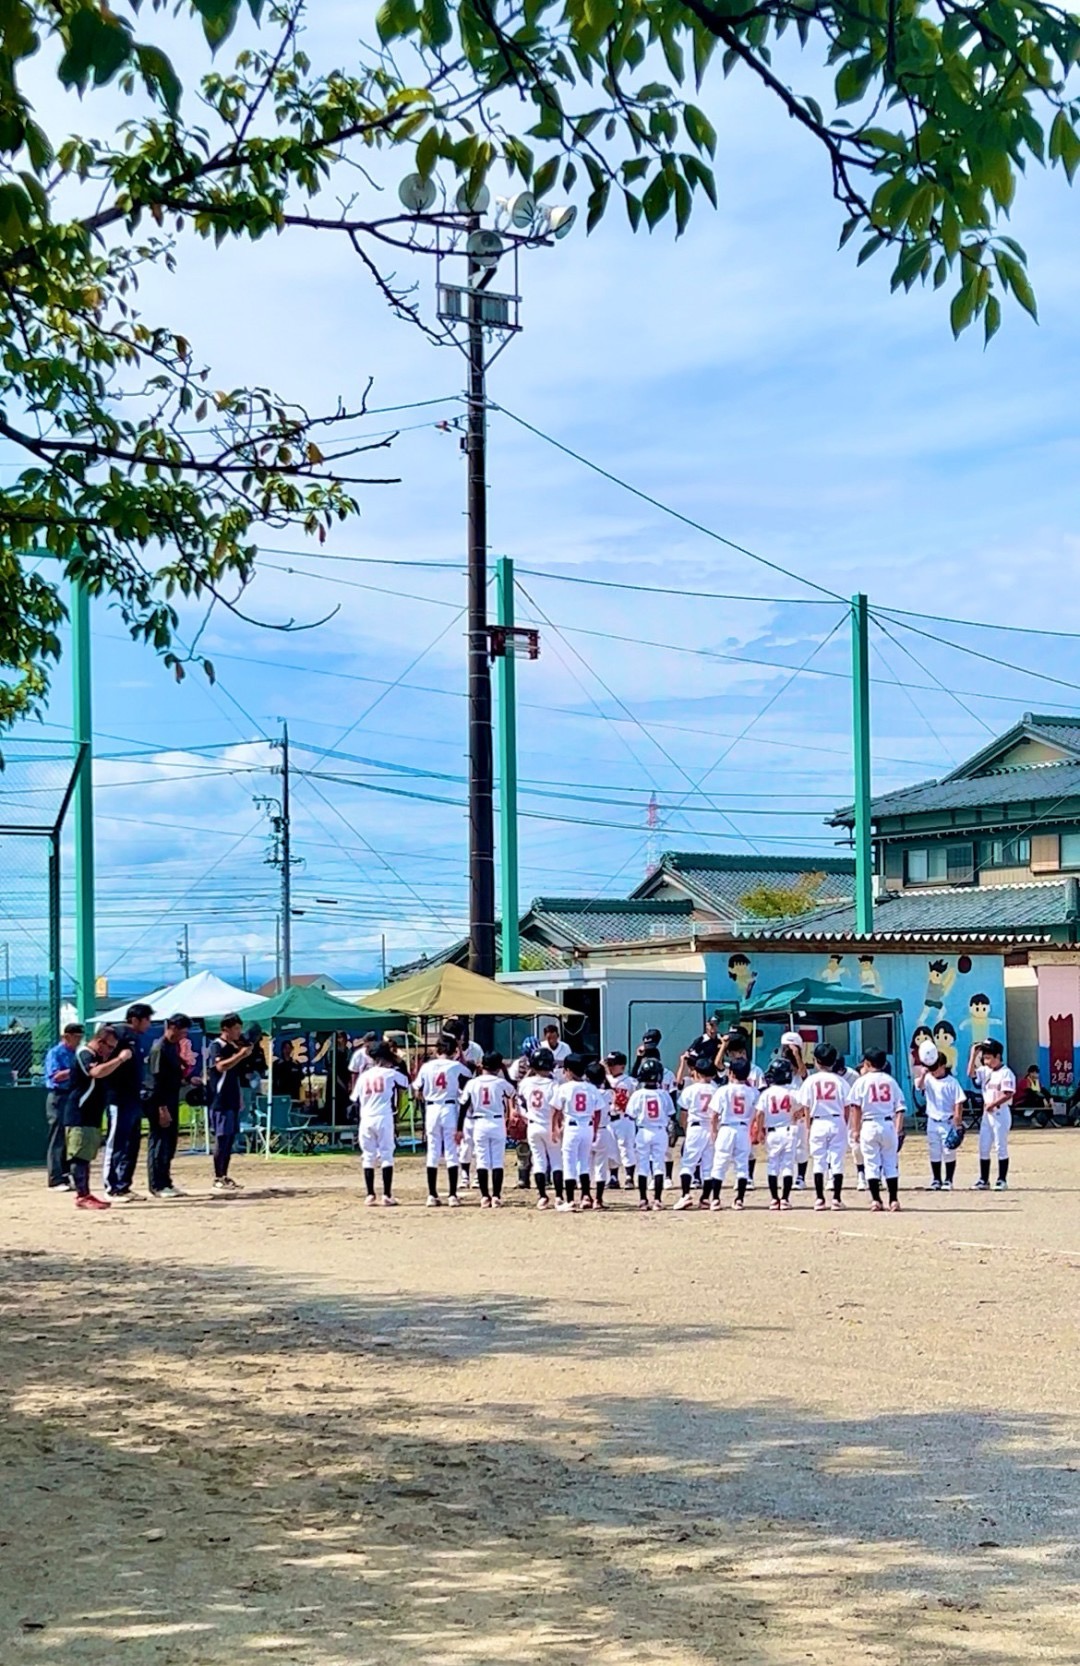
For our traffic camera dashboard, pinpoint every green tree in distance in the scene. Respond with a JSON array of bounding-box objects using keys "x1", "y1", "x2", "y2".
[{"x1": 1, "y1": 0, "x2": 1077, "y2": 723}]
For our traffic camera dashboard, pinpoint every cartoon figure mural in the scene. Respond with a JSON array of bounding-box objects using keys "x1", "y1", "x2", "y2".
[
  {"x1": 857, "y1": 954, "x2": 883, "y2": 995},
  {"x1": 932, "y1": 1019, "x2": 958, "y2": 1072},
  {"x1": 728, "y1": 953, "x2": 757, "y2": 999},
  {"x1": 919, "y1": 958, "x2": 957, "y2": 1026},
  {"x1": 966, "y1": 992, "x2": 994, "y2": 1046},
  {"x1": 819, "y1": 953, "x2": 846, "y2": 985}
]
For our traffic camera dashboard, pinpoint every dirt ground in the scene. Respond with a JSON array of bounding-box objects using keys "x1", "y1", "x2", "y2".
[{"x1": 2, "y1": 1132, "x2": 1080, "y2": 1666}]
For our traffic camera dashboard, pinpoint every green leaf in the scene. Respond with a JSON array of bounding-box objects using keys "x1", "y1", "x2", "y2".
[
  {"x1": 642, "y1": 169, "x2": 671, "y2": 228},
  {"x1": 835, "y1": 54, "x2": 875, "y2": 107},
  {"x1": 135, "y1": 44, "x2": 182, "y2": 117},
  {"x1": 421, "y1": 0, "x2": 452, "y2": 49},
  {"x1": 58, "y1": 6, "x2": 134, "y2": 92},
  {"x1": 984, "y1": 293, "x2": 1002, "y2": 344},
  {"x1": 533, "y1": 156, "x2": 559, "y2": 197},
  {"x1": 416, "y1": 123, "x2": 440, "y2": 179},
  {"x1": 683, "y1": 104, "x2": 716, "y2": 156},
  {"x1": 949, "y1": 280, "x2": 977, "y2": 337},
  {"x1": 191, "y1": 0, "x2": 242, "y2": 50}
]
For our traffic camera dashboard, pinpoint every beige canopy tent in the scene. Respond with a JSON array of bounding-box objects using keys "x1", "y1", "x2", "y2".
[{"x1": 354, "y1": 963, "x2": 575, "y2": 1019}]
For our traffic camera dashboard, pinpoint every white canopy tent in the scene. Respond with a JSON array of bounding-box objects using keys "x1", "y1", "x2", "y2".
[{"x1": 93, "y1": 970, "x2": 262, "y2": 1025}]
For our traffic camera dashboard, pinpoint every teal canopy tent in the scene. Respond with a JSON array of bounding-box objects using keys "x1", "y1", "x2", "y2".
[{"x1": 739, "y1": 978, "x2": 901, "y2": 1024}]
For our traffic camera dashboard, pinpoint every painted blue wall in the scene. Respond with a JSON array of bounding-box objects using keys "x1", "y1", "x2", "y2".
[{"x1": 705, "y1": 947, "x2": 1006, "y2": 1080}]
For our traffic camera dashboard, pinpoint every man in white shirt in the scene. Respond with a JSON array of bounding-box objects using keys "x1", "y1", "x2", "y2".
[
  {"x1": 847, "y1": 1049, "x2": 906, "y2": 1213},
  {"x1": 348, "y1": 1033, "x2": 377, "y2": 1105},
  {"x1": 355, "y1": 1043, "x2": 409, "y2": 1207},
  {"x1": 542, "y1": 1024, "x2": 572, "y2": 1077},
  {"x1": 413, "y1": 1037, "x2": 472, "y2": 1208},
  {"x1": 971, "y1": 1038, "x2": 1016, "y2": 1190},
  {"x1": 922, "y1": 1052, "x2": 966, "y2": 1190}
]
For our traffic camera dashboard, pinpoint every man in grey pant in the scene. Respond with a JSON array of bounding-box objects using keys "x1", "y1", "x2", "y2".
[{"x1": 44, "y1": 1021, "x2": 84, "y2": 1188}]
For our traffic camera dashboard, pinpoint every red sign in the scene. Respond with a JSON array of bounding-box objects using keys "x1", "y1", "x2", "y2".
[{"x1": 1049, "y1": 1013, "x2": 1074, "y2": 1088}]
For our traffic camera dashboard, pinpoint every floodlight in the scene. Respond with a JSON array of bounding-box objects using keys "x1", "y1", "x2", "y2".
[
  {"x1": 503, "y1": 190, "x2": 537, "y2": 228},
  {"x1": 398, "y1": 172, "x2": 437, "y2": 213},
  {"x1": 456, "y1": 182, "x2": 491, "y2": 214},
  {"x1": 546, "y1": 203, "x2": 577, "y2": 239},
  {"x1": 466, "y1": 228, "x2": 504, "y2": 270}
]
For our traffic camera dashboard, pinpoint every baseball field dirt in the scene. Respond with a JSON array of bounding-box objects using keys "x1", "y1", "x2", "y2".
[{"x1": 2, "y1": 1130, "x2": 1079, "y2": 1665}]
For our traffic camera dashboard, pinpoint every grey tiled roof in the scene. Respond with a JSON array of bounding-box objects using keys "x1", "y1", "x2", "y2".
[
  {"x1": 831, "y1": 760, "x2": 1080, "y2": 824},
  {"x1": 390, "y1": 932, "x2": 569, "y2": 979},
  {"x1": 633, "y1": 852, "x2": 854, "y2": 918},
  {"x1": 733, "y1": 880, "x2": 1076, "y2": 942},
  {"x1": 528, "y1": 896, "x2": 694, "y2": 947}
]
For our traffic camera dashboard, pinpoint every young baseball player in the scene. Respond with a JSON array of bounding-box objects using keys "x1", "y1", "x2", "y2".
[
  {"x1": 674, "y1": 1058, "x2": 718, "y2": 1210},
  {"x1": 796, "y1": 1042, "x2": 851, "y2": 1211},
  {"x1": 837, "y1": 1054, "x2": 868, "y2": 1191},
  {"x1": 627, "y1": 1056, "x2": 672, "y2": 1210},
  {"x1": 751, "y1": 1055, "x2": 800, "y2": 1210},
  {"x1": 716, "y1": 1030, "x2": 766, "y2": 1188},
  {"x1": 847, "y1": 1048, "x2": 906, "y2": 1212},
  {"x1": 355, "y1": 1042, "x2": 409, "y2": 1207},
  {"x1": 922, "y1": 1051, "x2": 966, "y2": 1189},
  {"x1": 552, "y1": 1055, "x2": 604, "y2": 1211},
  {"x1": 521, "y1": 1047, "x2": 563, "y2": 1209},
  {"x1": 586, "y1": 1060, "x2": 617, "y2": 1209},
  {"x1": 708, "y1": 1055, "x2": 759, "y2": 1210},
  {"x1": 778, "y1": 1031, "x2": 810, "y2": 1187},
  {"x1": 414, "y1": 1036, "x2": 472, "y2": 1207},
  {"x1": 459, "y1": 1052, "x2": 515, "y2": 1207},
  {"x1": 605, "y1": 1050, "x2": 637, "y2": 1186},
  {"x1": 970, "y1": 1038, "x2": 1015, "y2": 1190}
]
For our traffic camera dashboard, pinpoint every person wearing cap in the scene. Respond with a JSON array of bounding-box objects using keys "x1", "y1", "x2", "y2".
[
  {"x1": 779, "y1": 1031, "x2": 810, "y2": 1186},
  {"x1": 145, "y1": 1013, "x2": 191, "y2": 1198},
  {"x1": 683, "y1": 1014, "x2": 722, "y2": 1069},
  {"x1": 604, "y1": 1050, "x2": 636, "y2": 1187},
  {"x1": 44, "y1": 1020, "x2": 84, "y2": 1189},
  {"x1": 207, "y1": 1013, "x2": 255, "y2": 1192}
]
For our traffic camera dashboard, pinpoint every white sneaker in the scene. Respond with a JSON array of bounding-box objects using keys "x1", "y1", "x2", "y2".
[
  {"x1": 673, "y1": 1194, "x2": 695, "y2": 1211},
  {"x1": 856, "y1": 1173, "x2": 867, "y2": 1191},
  {"x1": 447, "y1": 1195, "x2": 462, "y2": 1208},
  {"x1": 425, "y1": 1195, "x2": 441, "y2": 1207},
  {"x1": 554, "y1": 1201, "x2": 574, "y2": 1213}
]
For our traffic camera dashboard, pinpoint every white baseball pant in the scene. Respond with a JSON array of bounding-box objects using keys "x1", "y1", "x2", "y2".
[
  {"x1": 425, "y1": 1104, "x2": 460, "y2": 1168},
  {"x1": 562, "y1": 1121, "x2": 593, "y2": 1182},
  {"x1": 458, "y1": 1121, "x2": 474, "y2": 1164},
  {"x1": 711, "y1": 1123, "x2": 751, "y2": 1184},
  {"x1": 859, "y1": 1119, "x2": 899, "y2": 1181},
  {"x1": 796, "y1": 1118, "x2": 810, "y2": 1165},
  {"x1": 527, "y1": 1127, "x2": 561, "y2": 1176},
  {"x1": 592, "y1": 1124, "x2": 620, "y2": 1182},
  {"x1": 613, "y1": 1116, "x2": 637, "y2": 1170},
  {"x1": 635, "y1": 1123, "x2": 667, "y2": 1179},
  {"x1": 765, "y1": 1125, "x2": 797, "y2": 1177},
  {"x1": 979, "y1": 1106, "x2": 1011, "y2": 1160},
  {"x1": 680, "y1": 1119, "x2": 715, "y2": 1179},
  {"x1": 473, "y1": 1120, "x2": 507, "y2": 1171},
  {"x1": 359, "y1": 1116, "x2": 395, "y2": 1167},
  {"x1": 925, "y1": 1118, "x2": 958, "y2": 1165},
  {"x1": 810, "y1": 1117, "x2": 847, "y2": 1178}
]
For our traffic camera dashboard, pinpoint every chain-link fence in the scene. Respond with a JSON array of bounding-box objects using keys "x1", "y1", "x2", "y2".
[{"x1": 0, "y1": 739, "x2": 82, "y2": 1080}]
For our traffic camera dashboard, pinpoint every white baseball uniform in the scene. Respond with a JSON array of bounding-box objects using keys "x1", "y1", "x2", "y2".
[
  {"x1": 522, "y1": 1073, "x2": 560, "y2": 1177},
  {"x1": 678, "y1": 1081, "x2": 717, "y2": 1180},
  {"x1": 608, "y1": 1073, "x2": 638, "y2": 1170},
  {"x1": 848, "y1": 1070, "x2": 905, "y2": 1181},
  {"x1": 356, "y1": 1064, "x2": 407, "y2": 1167},
  {"x1": 628, "y1": 1085, "x2": 673, "y2": 1178},
  {"x1": 554, "y1": 1079, "x2": 604, "y2": 1181},
  {"x1": 590, "y1": 1085, "x2": 619, "y2": 1182},
  {"x1": 978, "y1": 1064, "x2": 1015, "y2": 1159},
  {"x1": 923, "y1": 1071, "x2": 966, "y2": 1165},
  {"x1": 709, "y1": 1080, "x2": 759, "y2": 1184},
  {"x1": 797, "y1": 1071, "x2": 850, "y2": 1177},
  {"x1": 756, "y1": 1083, "x2": 798, "y2": 1177},
  {"x1": 414, "y1": 1057, "x2": 472, "y2": 1168},
  {"x1": 461, "y1": 1072, "x2": 514, "y2": 1171}
]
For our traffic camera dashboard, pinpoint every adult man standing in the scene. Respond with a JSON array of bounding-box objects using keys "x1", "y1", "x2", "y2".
[
  {"x1": 66, "y1": 1026, "x2": 130, "y2": 1210},
  {"x1": 683, "y1": 1013, "x2": 722, "y2": 1069},
  {"x1": 44, "y1": 1021, "x2": 83, "y2": 1189},
  {"x1": 103, "y1": 1001, "x2": 154, "y2": 1201},
  {"x1": 145, "y1": 1013, "x2": 191, "y2": 1199},
  {"x1": 207, "y1": 1013, "x2": 253, "y2": 1191}
]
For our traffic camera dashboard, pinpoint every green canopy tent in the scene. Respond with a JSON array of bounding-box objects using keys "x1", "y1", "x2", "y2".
[
  {"x1": 234, "y1": 985, "x2": 399, "y2": 1155},
  {"x1": 738, "y1": 977, "x2": 907, "y2": 1086}
]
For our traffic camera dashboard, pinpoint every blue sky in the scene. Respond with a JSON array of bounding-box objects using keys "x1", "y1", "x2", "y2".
[{"x1": 6, "y1": 8, "x2": 1080, "y2": 996}]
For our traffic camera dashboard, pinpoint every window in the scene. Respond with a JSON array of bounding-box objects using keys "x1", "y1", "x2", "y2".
[
  {"x1": 1061, "y1": 832, "x2": 1080, "y2": 869},
  {"x1": 904, "y1": 843, "x2": 975, "y2": 886},
  {"x1": 978, "y1": 836, "x2": 1031, "y2": 870}
]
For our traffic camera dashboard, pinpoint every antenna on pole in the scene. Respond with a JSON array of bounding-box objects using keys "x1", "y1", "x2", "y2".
[{"x1": 645, "y1": 792, "x2": 661, "y2": 876}]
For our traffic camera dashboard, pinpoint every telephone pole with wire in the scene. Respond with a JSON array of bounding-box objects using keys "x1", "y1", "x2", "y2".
[
  {"x1": 176, "y1": 924, "x2": 190, "y2": 978},
  {"x1": 255, "y1": 722, "x2": 302, "y2": 994}
]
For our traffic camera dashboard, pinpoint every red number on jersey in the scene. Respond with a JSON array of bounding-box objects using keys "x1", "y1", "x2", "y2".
[
  {"x1": 733, "y1": 1092, "x2": 745, "y2": 1117},
  {"x1": 434, "y1": 1072, "x2": 446, "y2": 1092},
  {"x1": 481, "y1": 1086, "x2": 491, "y2": 1106},
  {"x1": 370, "y1": 1074, "x2": 384, "y2": 1093},
  {"x1": 646, "y1": 1097, "x2": 660, "y2": 1119},
  {"x1": 530, "y1": 1089, "x2": 545, "y2": 1110},
  {"x1": 574, "y1": 1090, "x2": 587, "y2": 1113},
  {"x1": 614, "y1": 1086, "x2": 629, "y2": 1111},
  {"x1": 820, "y1": 1080, "x2": 836, "y2": 1100}
]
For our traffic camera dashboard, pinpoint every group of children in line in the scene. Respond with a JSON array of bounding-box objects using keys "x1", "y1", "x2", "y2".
[{"x1": 347, "y1": 1019, "x2": 1018, "y2": 1212}]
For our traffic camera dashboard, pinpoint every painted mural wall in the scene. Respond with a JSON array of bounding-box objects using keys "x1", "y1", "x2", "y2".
[{"x1": 704, "y1": 948, "x2": 1007, "y2": 1076}]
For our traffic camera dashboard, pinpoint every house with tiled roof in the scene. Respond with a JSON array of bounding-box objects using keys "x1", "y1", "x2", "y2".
[{"x1": 630, "y1": 852, "x2": 855, "y2": 923}]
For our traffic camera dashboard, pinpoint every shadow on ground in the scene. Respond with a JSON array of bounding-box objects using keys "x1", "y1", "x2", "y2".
[{"x1": 1, "y1": 1249, "x2": 1078, "y2": 1666}]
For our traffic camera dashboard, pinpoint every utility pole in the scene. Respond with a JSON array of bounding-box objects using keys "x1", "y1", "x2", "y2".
[
  {"x1": 495, "y1": 556, "x2": 520, "y2": 973},
  {"x1": 241, "y1": 952, "x2": 248, "y2": 991},
  {"x1": 466, "y1": 263, "x2": 496, "y2": 994},
  {"x1": 274, "y1": 915, "x2": 282, "y2": 994},
  {"x1": 279, "y1": 721, "x2": 293, "y2": 990},
  {"x1": 176, "y1": 924, "x2": 191, "y2": 978},
  {"x1": 71, "y1": 581, "x2": 96, "y2": 1023},
  {"x1": 1, "y1": 942, "x2": 9, "y2": 1024},
  {"x1": 851, "y1": 593, "x2": 873, "y2": 934}
]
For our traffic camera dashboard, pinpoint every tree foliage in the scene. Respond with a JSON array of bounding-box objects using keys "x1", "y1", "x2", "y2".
[
  {"x1": 1, "y1": 0, "x2": 1077, "y2": 724},
  {"x1": 739, "y1": 875, "x2": 827, "y2": 918}
]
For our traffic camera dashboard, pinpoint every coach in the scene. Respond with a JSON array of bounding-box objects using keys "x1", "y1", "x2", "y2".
[{"x1": 103, "y1": 1001, "x2": 154, "y2": 1200}]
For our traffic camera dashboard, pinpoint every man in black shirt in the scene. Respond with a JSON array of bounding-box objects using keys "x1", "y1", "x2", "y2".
[
  {"x1": 103, "y1": 1001, "x2": 154, "y2": 1201},
  {"x1": 207, "y1": 1013, "x2": 254, "y2": 1191},
  {"x1": 684, "y1": 1014, "x2": 722, "y2": 1069},
  {"x1": 66, "y1": 1026, "x2": 131, "y2": 1210},
  {"x1": 145, "y1": 1013, "x2": 191, "y2": 1199}
]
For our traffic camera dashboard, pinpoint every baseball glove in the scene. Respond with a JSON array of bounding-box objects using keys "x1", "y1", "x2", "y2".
[
  {"x1": 507, "y1": 1109, "x2": 528, "y2": 1142},
  {"x1": 944, "y1": 1123, "x2": 965, "y2": 1150}
]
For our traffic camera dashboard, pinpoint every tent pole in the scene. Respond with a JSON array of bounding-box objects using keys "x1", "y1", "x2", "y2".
[{"x1": 265, "y1": 1031, "x2": 274, "y2": 1159}]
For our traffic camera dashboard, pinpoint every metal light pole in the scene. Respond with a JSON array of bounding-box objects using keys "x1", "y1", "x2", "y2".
[
  {"x1": 851, "y1": 593, "x2": 873, "y2": 934},
  {"x1": 465, "y1": 259, "x2": 496, "y2": 987},
  {"x1": 71, "y1": 581, "x2": 96, "y2": 1022}
]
